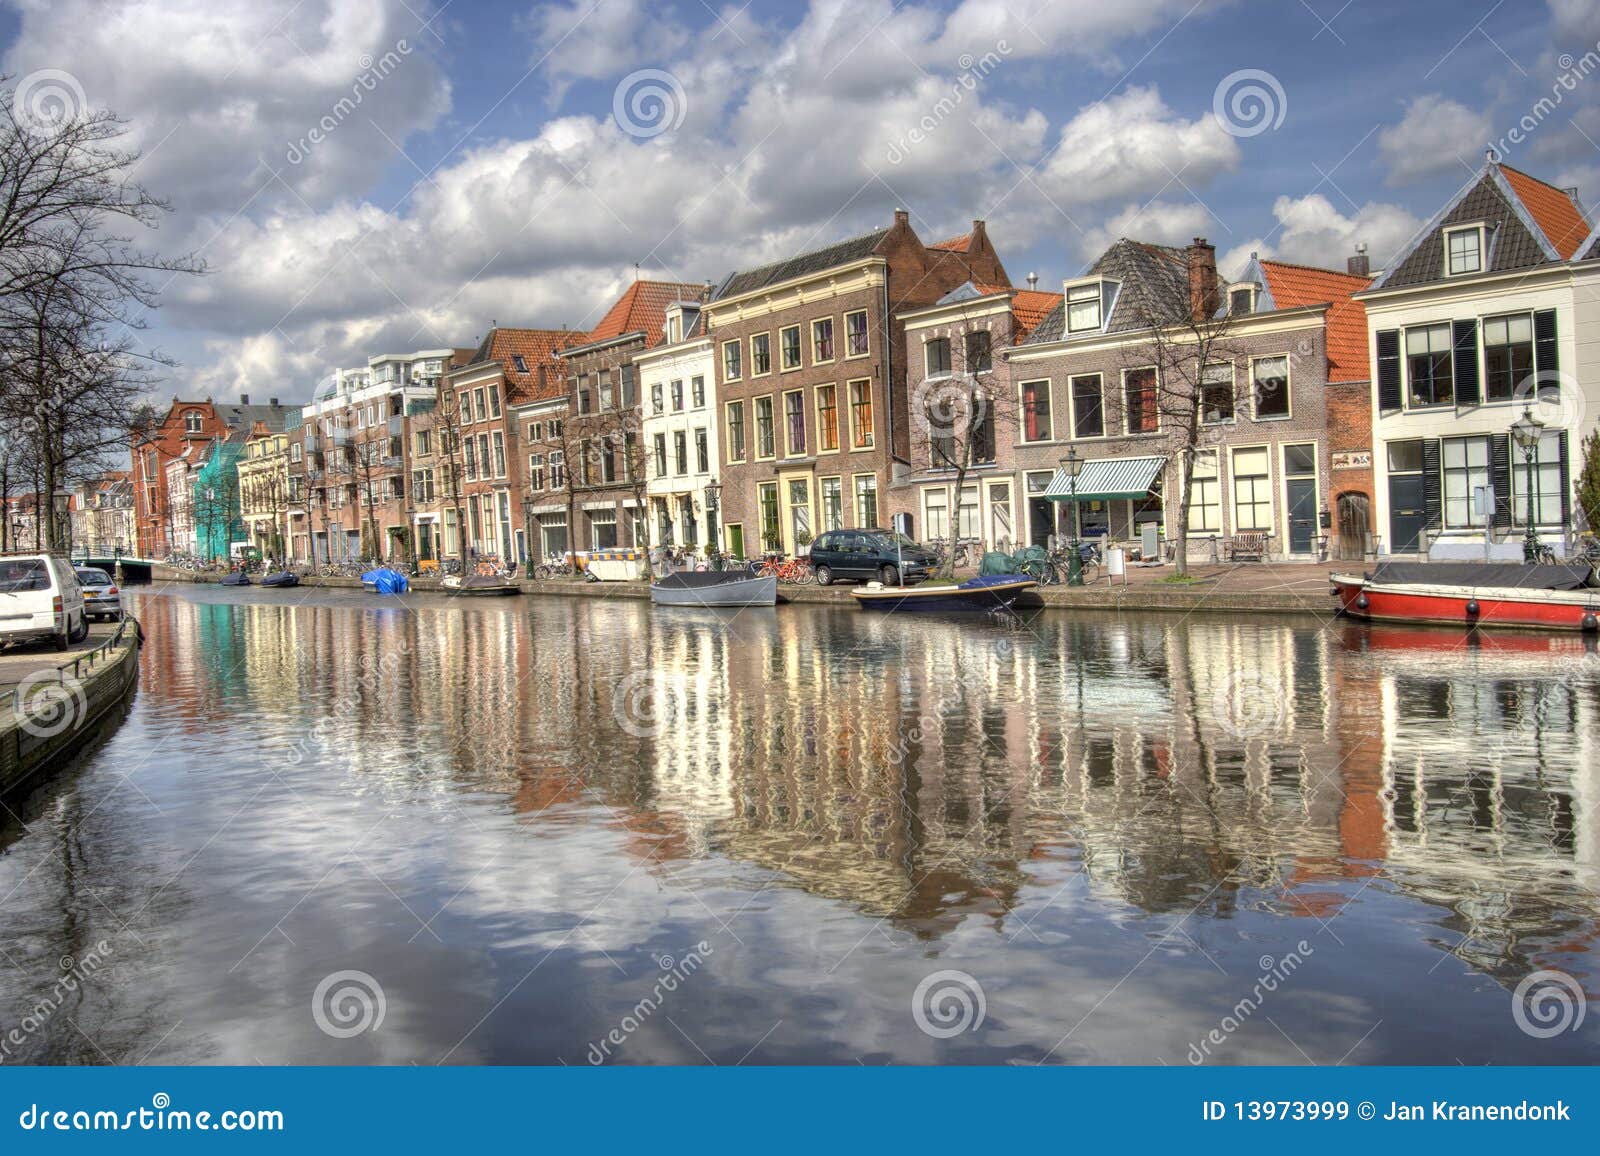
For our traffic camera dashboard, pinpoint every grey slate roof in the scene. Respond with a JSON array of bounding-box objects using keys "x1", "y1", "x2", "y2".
[
  {"x1": 1022, "y1": 239, "x2": 1196, "y2": 345},
  {"x1": 714, "y1": 228, "x2": 890, "y2": 300},
  {"x1": 215, "y1": 403, "x2": 293, "y2": 432},
  {"x1": 1374, "y1": 166, "x2": 1562, "y2": 290}
]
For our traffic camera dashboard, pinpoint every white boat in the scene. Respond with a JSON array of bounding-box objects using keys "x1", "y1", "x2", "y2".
[{"x1": 651, "y1": 570, "x2": 777, "y2": 607}]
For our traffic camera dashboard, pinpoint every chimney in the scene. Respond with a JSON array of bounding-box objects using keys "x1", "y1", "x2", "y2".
[
  {"x1": 1347, "y1": 243, "x2": 1370, "y2": 278},
  {"x1": 1026, "y1": 271, "x2": 1038, "y2": 290},
  {"x1": 893, "y1": 208, "x2": 909, "y2": 228},
  {"x1": 240, "y1": 393, "x2": 250, "y2": 406},
  {"x1": 1186, "y1": 237, "x2": 1218, "y2": 320},
  {"x1": 270, "y1": 397, "x2": 280, "y2": 407}
]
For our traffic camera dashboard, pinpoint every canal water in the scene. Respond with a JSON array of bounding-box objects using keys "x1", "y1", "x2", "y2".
[{"x1": 2, "y1": 586, "x2": 1598, "y2": 1065}]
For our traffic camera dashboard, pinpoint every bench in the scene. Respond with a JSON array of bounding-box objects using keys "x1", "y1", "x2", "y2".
[{"x1": 1227, "y1": 532, "x2": 1268, "y2": 562}]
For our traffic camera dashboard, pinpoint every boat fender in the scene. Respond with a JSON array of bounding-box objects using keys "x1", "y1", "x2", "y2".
[
  {"x1": 1466, "y1": 600, "x2": 1480, "y2": 617},
  {"x1": 1355, "y1": 594, "x2": 1369, "y2": 610},
  {"x1": 1584, "y1": 613, "x2": 1599, "y2": 633}
]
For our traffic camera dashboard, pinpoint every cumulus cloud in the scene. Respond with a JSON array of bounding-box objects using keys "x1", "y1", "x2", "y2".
[
  {"x1": 1378, "y1": 94, "x2": 1493, "y2": 185},
  {"x1": 1077, "y1": 200, "x2": 1214, "y2": 260},
  {"x1": 1219, "y1": 194, "x2": 1425, "y2": 277}
]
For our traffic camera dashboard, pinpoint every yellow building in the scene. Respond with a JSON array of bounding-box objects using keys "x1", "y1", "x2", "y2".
[{"x1": 237, "y1": 421, "x2": 291, "y2": 561}]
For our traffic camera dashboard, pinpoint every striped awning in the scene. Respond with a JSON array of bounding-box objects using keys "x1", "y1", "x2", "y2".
[{"x1": 1043, "y1": 455, "x2": 1167, "y2": 502}]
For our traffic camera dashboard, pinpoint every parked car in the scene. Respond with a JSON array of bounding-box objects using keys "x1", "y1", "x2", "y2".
[
  {"x1": 0, "y1": 553, "x2": 88, "y2": 650},
  {"x1": 74, "y1": 566, "x2": 122, "y2": 621},
  {"x1": 809, "y1": 529, "x2": 939, "y2": 587}
]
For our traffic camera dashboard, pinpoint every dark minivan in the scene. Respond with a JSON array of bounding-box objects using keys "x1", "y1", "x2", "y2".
[{"x1": 809, "y1": 528, "x2": 939, "y2": 586}]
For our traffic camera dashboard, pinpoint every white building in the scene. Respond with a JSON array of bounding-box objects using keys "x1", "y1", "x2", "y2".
[{"x1": 635, "y1": 299, "x2": 720, "y2": 552}]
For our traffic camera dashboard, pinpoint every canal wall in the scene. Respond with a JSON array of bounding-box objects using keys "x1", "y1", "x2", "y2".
[
  {"x1": 151, "y1": 566, "x2": 1336, "y2": 621},
  {"x1": 0, "y1": 618, "x2": 141, "y2": 798}
]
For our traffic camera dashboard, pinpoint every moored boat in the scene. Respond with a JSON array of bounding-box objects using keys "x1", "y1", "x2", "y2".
[
  {"x1": 651, "y1": 570, "x2": 777, "y2": 608},
  {"x1": 851, "y1": 573, "x2": 1036, "y2": 612},
  {"x1": 361, "y1": 568, "x2": 409, "y2": 595},
  {"x1": 1332, "y1": 562, "x2": 1600, "y2": 632},
  {"x1": 260, "y1": 571, "x2": 300, "y2": 588},
  {"x1": 442, "y1": 574, "x2": 521, "y2": 596},
  {"x1": 219, "y1": 570, "x2": 251, "y2": 587}
]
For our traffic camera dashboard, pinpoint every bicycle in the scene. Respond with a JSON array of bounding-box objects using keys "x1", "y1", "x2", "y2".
[
  {"x1": 755, "y1": 552, "x2": 814, "y2": 584},
  {"x1": 533, "y1": 552, "x2": 576, "y2": 580}
]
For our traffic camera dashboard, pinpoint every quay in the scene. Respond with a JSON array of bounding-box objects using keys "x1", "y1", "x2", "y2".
[{"x1": 0, "y1": 618, "x2": 142, "y2": 798}]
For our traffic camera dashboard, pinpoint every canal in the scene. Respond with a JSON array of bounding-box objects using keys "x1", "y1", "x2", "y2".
[{"x1": 2, "y1": 585, "x2": 1598, "y2": 1065}]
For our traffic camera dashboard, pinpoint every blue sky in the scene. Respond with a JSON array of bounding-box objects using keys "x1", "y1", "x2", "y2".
[{"x1": 2, "y1": 0, "x2": 1596, "y2": 400}]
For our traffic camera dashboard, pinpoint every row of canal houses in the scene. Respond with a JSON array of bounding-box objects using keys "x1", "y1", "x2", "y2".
[{"x1": 124, "y1": 157, "x2": 1600, "y2": 565}]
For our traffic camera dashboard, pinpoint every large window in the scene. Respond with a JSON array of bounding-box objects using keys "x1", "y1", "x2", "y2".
[
  {"x1": 854, "y1": 474, "x2": 879, "y2": 528},
  {"x1": 849, "y1": 381, "x2": 874, "y2": 448},
  {"x1": 924, "y1": 488, "x2": 949, "y2": 542},
  {"x1": 1231, "y1": 447, "x2": 1272, "y2": 532},
  {"x1": 1124, "y1": 368, "x2": 1158, "y2": 434},
  {"x1": 755, "y1": 396, "x2": 775, "y2": 459},
  {"x1": 812, "y1": 318, "x2": 835, "y2": 362},
  {"x1": 846, "y1": 310, "x2": 869, "y2": 357},
  {"x1": 1446, "y1": 226, "x2": 1483, "y2": 276},
  {"x1": 1483, "y1": 313, "x2": 1533, "y2": 402},
  {"x1": 751, "y1": 333, "x2": 771, "y2": 376},
  {"x1": 784, "y1": 389, "x2": 806, "y2": 455},
  {"x1": 1188, "y1": 451, "x2": 1221, "y2": 533},
  {"x1": 1020, "y1": 379, "x2": 1052, "y2": 442},
  {"x1": 527, "y1": 455, "x2": 545, "y2": 490},
  {"x1": 758, "y1": 482, "x2": 780, "y2": 550},
  {"x1": 1066, "y1": 282, "x2": 1101, "y2": 333},
  {"x1": 671, "y1": 380, "x2": 684, "y2": 411},
  {"x1": 1071, "y1": 374, "x2": 1104, "y2": 438},
  {"x1": 695, "y1": 428, "x2": 709, "y2": 474},
  {"x1": 925, "y1": 337, "x2": 951, "y2": 377},
  {"x1": 1442, "y1": 436, "x2": 1490, "y2": 528},
  {"x1": 651, "y1": 383, "x2": 664, "y2": 414},
  {"x1": 691, "y1": 376, "x2": 705, "y2": 408},
  {"x1": 780, "y1": 325, "x2": 802, "y2": 370},
  {"x1": 725, "y1": 401, "x2": 746, "y2": 462},
  {"x1": 674, "y1": 431, "x2": 688, "y2": 476},
  {"x1": 1406, "y1": 324, "x2": 1453, "y2": 407},
  {"x1": 816, "y1": 384, "x2": 839, "y2": 451},
  {"x1": 723, "y1": 340, "x2": 742, "y2": 381},
  {"x1": 1514, "y1": 429, "x2": 1564, "y2": 526},
  {"x1": 820, "y1": 476, "x2": 843, "y2": 530},
  {"x1": 965, "y1": 330, "x2": 992, "y2": 373},
  {"x1": 1201, "y1": 363, "x2": 1234, "y2": 424}
]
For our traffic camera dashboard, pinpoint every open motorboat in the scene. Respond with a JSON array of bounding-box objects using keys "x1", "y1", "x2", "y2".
[
  {"x1": 442, "y1": 573, "x2": 521, "y2": 596},
  {"x1": 651, "y1": 569, "x2": 777, "y2": 608},
  {"x1": 851, "y1": 572, "x2": 1036, "y2": 612},
  {"x1": 1332, "y1": 561, "x2": 1600, "y2": 632}
]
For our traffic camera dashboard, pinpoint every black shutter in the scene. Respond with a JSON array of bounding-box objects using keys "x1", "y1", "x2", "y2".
[
  {"x1": 1559, "y1": 428, "x2": 1572, "y2": 526},
  {"x1": 1422, "y1": 438, "x2": 1442, "y2": 530},
  {"x1": 1491, "y1": 433, "x2": 1511, "y2": 528},
  {"x1": 1535, "y1": 309, "x2": 1558, "y2": 375},
  {"x1": 1376, "y1": 329, "x2": 1402, "y2": 412},
  {"x1": 1452, "y1": 319, "x2": 1479, "y2": 406}
]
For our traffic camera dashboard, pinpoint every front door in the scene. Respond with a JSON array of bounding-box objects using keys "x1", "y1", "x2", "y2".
[
  {"x1": 1389, "y1": 475, "x2": 1426, "y2": 554},
  {"x1": 1335, "y1": 493, "x2": 1369, "y2": 560},
  {"x1": 1286, "y1": 478, "x2": 1317, "y2": 554},
  {"x1": 778, "y1": 473, "x2": 813, "y2": 555}
]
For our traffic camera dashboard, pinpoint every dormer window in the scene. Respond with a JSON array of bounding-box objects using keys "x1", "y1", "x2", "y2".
[
  {"x1": 1066, "y1": 280, "x2": 1105, "y2": 334},
  {"x1": 1229, "y1": 284, "x2": 1258, "y2": 315},
  {"x1": 183, "y1": 410, "x2": 203, "y2": 434},
  {"x1": 512, "y1": 355, "x2": 528, "y2": 373},
  {"x1": 1445, "y1": 224, "x2": 1484, "y2": 276}
]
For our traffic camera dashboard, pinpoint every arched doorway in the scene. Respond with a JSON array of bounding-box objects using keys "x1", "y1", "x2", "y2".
[{"x1": 1336, "y1": 491, "x2": 1370, "y2": 560}]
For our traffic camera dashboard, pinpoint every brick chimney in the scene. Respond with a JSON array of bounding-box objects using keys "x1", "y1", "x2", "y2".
[
  {"x1": 1186, "y1": 237, "x2": 1218, "y2": 319},
  {"x1": 1347, "y1": 243, "x2": 1370, "y2": 278},
  {"x1": 893, "y1": 208, "x2": 910, "y2": 228}
]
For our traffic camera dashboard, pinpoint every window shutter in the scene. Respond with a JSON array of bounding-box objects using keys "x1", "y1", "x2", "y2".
[
  {"x1": 1422, "y1": 438, "x2": 1442, "y2": 530},
  {"x1": 1559, "y1": 428, "x2": 1572, "y2": 526},
  {"x1": 1376, "y1": 330, "x2": 1401, "y2": 411},
  {"x1": 1535, "y1": 309, "x2": 1559, "y2": 375},
  {"x1": 1452, "y1": 319, "x2": 1479, "y2": 406},
  {"x1": 1490, "y1": 433, "x2": 1511, "y2": 528}
]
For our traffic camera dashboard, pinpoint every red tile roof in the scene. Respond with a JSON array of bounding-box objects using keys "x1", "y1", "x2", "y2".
[
  {"x1": 1501, "y1": 165, "x2": 1591, "y2": 259},
  {"x1": 587, "y1": 280, "x2": 707, "y2": 348},
  {"x1": 471, "y1": 328, "x2": 585, "y2": 404},
  {"x1": 1010, "y1": 289, "x2": 1063, "y2": 343},
  {"x1": 928, "y1": 233, "x2": 972, "y2": 253},
  {"x1": 1259, "y1": 260, "x2": 1373, "y2": 383}
]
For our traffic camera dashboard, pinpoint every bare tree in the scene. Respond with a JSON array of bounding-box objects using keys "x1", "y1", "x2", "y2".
[{"x1": 432, "y1": 382, "x2": 469, "y2": 564}]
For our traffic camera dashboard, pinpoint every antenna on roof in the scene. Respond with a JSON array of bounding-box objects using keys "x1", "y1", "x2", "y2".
[{"x1": 633, "y1": 261, "x2": 640, "y2": 281}]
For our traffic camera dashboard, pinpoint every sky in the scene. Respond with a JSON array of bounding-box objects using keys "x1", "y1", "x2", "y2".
[{"x1": 2, "y1": 0, "x2": 1598, "y2": 403}]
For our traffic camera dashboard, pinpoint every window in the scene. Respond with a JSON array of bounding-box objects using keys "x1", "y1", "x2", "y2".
[
  {"x1": 415, "y1": 429, "x2": 432, "y2": 456},
  {"x1": 487, "y1": 386, "x2": 502, "y2": 419},
  {"x1": 691, "y1": 376, "x2": 705, "y2": 408},
  {"x1": 751, "y1": 333, "x2": 771, "y2": 375},
  {"x1": 755, "y1": 396, "x2": 775, "y2": 458},
  {"x1": 549, "y1": 451, "x2": 567, "y2": 490},
  {"x1": 492, "y1": 432, "x2": 507, "y2": 478},
  {"x1": 1189, "y1": 451, "x2": 1221, "y2": 533},
  {"x1": 463, "y1": 437, "x2": 477, "y2": 480},
  {"x1": 723, "y1": 340, "x2": 742, "y2": 380},
  {"x1": 1483, "y1": 313, "x2": 1533, "y2": 402},
  {"x1": 1405, "y1": 324, "x2": 1453, "y2": 407},
  {"x1": 1513, "y1": 429, "x2": 1564, "y2": 526},
  {"x1": 621, "y1": 364, "x2": 637, "y2": 408},
  {"x1": 924, "y1": 488, "x2": 949, "y2": 542},
  {"x1": 653, "y1": 433, "x2": 667, "y2": 477},
  {"x1": 474, "y1": 389, "x2": 487, "y2": 423},
  {"x1": 528, "y1": 455, "x2": 546, "y2": 490},
  {"x1": 459, "y1": 393, "x2": 472, "y2": 424},
  {"x1": 1442, "y1": 436, "x2": 1490, "y2": 528},
  {"x1": 784, "y1": 390, "x2": 806, "y2": 455},
  {"x1": 758, "y1": 482, "x2": 780, "y2": 550},
  {"x1": 674, "y1": 430, "x2": 688, "y2": 476},
  {"x1": 1231, "y1": 447, "x2": 1272, "y2": 532},
  {"x1": 695, "y1": 428, "x2": 709, "y2": 474},
  {"x1": 512, "y1": 354, "x2": 528, "y2": 373},
  {"x1": 549, "y1": 419, "x2": 562, "y2": 439},
  {"x1": 651, "y1": 383, "x2": 664, "y2": 414},
  {"x1": 925, "y1": 336, "x2": 952, "y2": 377},
  {"x1": 816, "y1": 384, "x2": 839, "y2": 451},
  {"x1": 965, "y1": 330, "x2": 992, "y2": 373},
  {"x1": 812, "y1": 318, "x2": 835, "y2": 362},
  {"x1": 1071, "y1": 374, "x2": 1104, "y2": 438},
  {"x1": 844, "y1": 310, "x2": 869, "y2": 357},
  {"x1": 1124, "y1": 368, "x2": 1158, "y2": 434},
  {"x1": 849, "y1": 381, "x2": 874, "y2": 448},
  {"x1": 1229, "y1": 286, "x2": 1255, "y2": 315},
  {"x1": 1066, "y1": 282, "x2": 1102, "y2": 333},
  {"x1": 1201, "y1": 363, "x2": 1234, "y2": 424},
  {"x1": 184, "y1": 410, "x2": 203, "y2": 434},
  {"x1": 820, "y1": 476, "x2": 843, "y2": 530},
  {"x1": 780, "y1": 325, "x2": 802, "y2": 370},
  {"x1": 854, "y1": 474, "x2": 879, "y2": 528},
  {"x1": 726, "y1": 401, "x2": 746, "y2": 462},
  {"x1": 671, "y1": 379, "x2": 684, "y2": 411},
  {"x1": 1446, "y1": 225, "x2": 1483, "y2": 276},
  {"x1": 1251, "y1": 356, "x2": 1288, "y2": 419},
  {"x1": 1019, "y1": 380, "x2": 1052, "y2": 442},
  {"x1": 598, "y1": 371, "x2": 613, "y2": 412}
]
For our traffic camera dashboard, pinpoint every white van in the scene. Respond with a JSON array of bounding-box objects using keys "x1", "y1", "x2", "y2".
[{"x1": 0, "y1": 553, "x2": 89, "y2": 651}]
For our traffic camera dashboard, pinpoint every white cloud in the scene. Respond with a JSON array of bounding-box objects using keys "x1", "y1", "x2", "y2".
[
  {"x1": 1378, "y1": 94, "x2": 1493, "y2": 186},
  {"x1": 1219, "y1": 193, "x2": 1425, "y2": 277},
  {"x1": 1078, "y1": 200, "x2": 1213, "y2": 259}
]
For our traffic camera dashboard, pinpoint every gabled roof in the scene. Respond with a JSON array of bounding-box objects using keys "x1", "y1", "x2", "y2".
[
  {"x1": 1258, "y1": 259, "x2": 1372, "y2": 383},
  {"x1": 715, "y1": 228, "x2": 890, "y2": 300},
  {"x1": 928, "y1": 233, "x2": 972, "y2": 253},
  {"x1": 1010, "y1": 289, "x2": 1064, "y2": 343},
  {"x1": 466, "y1": 327, "x2": 583, "y2": 403},
  {"x1": 214, "y1": 403, "x2": 292, "y2": 432},
  {"x1": 586, "y1": 280, "x2": 708, "y2": 349},
  {"x1": 1023, "y1": 240, "x2": 1196, "y2": 345},
  {"x1": 1501, "y1": 166, "x2": 1589, "y2": 259}
]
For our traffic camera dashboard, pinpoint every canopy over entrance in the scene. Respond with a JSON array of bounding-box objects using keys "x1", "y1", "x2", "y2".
[{"x1": 1043, "y1": 455, "x2": 1167, "y2": 502}]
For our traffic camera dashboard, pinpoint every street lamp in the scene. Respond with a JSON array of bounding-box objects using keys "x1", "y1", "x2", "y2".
[
  {"x1": 1510, "y1": 406, "x2": 1546, "y2": 563},
  {"x1": 703, "y1": 477, "x2": 722, "y2": 566},
  {"x1": 1059, "y1": 448, "x2": 1084, "y2": 586}
]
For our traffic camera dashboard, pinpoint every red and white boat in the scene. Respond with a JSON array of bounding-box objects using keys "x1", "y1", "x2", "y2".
[{"x1": 1331, "y1": 562, "x2": 1600, "y2": 632}]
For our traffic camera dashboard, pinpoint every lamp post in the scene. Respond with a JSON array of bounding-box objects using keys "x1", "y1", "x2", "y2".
[
  {"x1": 704, "y1": 477, "x2": 722, "y2": 568},
  {"x1": 1510, "y1": 407, "x2": 1546, "y2": 563},
  {"x1": 1060, "y1": 448, "x2": 1084, "y2": 586}
]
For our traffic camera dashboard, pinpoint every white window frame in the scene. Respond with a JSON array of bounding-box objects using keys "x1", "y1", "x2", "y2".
[{"x1": 1444, "y1": 223, "x2": 1485, "y2": 277}]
